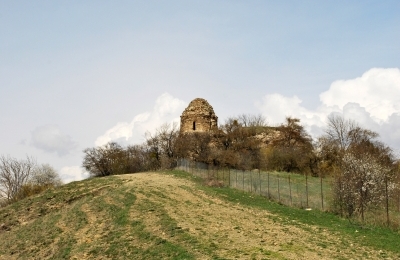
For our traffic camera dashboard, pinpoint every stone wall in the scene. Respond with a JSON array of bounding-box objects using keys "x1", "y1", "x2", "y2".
[{"x1": 180, "y1": 98, "x2": 218, "y2": 134}]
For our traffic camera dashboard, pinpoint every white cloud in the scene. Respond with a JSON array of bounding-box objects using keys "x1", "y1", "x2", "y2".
[
  {"x1": 320, "y1": 68, "x2": 400, "y2": 122},
  {"x1": 59, "y1": 166, "x2": 89, "y2": 184},
  {"x1": 95, "y1": 93, "x2": 187, "y2": 146},
  {"x1": 256, "y1": 68, "x2": 400, "y2": 152},
  {"x1": 30, "y1": 125, "x2": 77, "y2": 156}
]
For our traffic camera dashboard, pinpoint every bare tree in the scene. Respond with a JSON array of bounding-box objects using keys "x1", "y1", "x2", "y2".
[
  {"x1": 318, "y1": 115, "x2": 391, "y2": 170},
  {"x1": 324, "y1": 114, "x2": 358, "y2": 151},
  {"x1": 0, "y1": 155, "x2": 36, "y2": 203},
  {"x1": 145, "y1": 122, "x2": 180, "y2": 169},
  {"x1": 237, "y1": 114, "x2": 267, "y2": 127},
  {"x1": 30, "y1": 164, "x2": 62, "y2": 187},
  {"x1": 125, "y1": 144, "x2": 152, "y2": 173},
  {"x1": 82, "y1": 142, "x2": 126, "y2": 177}
]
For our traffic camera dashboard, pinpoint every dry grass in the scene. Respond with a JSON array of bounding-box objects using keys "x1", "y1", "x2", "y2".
[{"x1": 0, "y1": 171, "x2": 399, "y2": 259}]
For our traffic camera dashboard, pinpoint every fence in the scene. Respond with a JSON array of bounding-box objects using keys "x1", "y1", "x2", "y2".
[
  {"x1": 176, "y1": 158, "x2": 332, "y2": 211},
  {"x1": 176, "y1": 158, "x2": 400, "y2": 229}
]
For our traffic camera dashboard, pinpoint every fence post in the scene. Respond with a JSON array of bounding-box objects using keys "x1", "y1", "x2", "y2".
[
  {"x1": 339, "y1": 176, "x2": 343, "y2": 217},
  {"x1": 289, "y1": 174, "x2": 292, "y2": 206},
  {"x1": 278, "y1": 175, "x2": 280, "y2": 203},
  {"x1": 268, "y1": 171, "x2": 270, "y2": 198},
  {"x1": 250, "y1": 171, "x2": 253, "y2": 193},
  {"x1": 259, "y1": 169, "x2": 261, "y2": 196},
  {"x1": 320, "y1": 174, "x2": 324, "y2": 210},
  {"x1": 242, "y1": 170, "x2": 245, "y2": 191},
  {"x1": 306, "y1": 172, "x2": 309, "y2": 208},
  {"x1": 385, "y1": 176, "x2": 390, "y2": 227},
  {"x1": 248, "y1": 170, "x2": 250, "y2": 192},
  {"x1": 223, "y1": 168, "x2": 225, "y2": 185},
  {"x1": 236, "y1": 170, "x2": 238, "y2": 188},
  {"x1": 228, "y1": 168, "x2": 231, "y2": 187}
]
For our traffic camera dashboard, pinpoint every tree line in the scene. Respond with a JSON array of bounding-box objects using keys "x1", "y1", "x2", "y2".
[
  {"x1": 0, "y1": 156, "x2": 62, "y2": 206},
  {"x1": 82, "y1": 114, "x2": 399, "y2": 221}
]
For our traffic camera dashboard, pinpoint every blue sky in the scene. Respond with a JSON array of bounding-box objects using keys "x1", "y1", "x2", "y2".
[{"x1": 1, "y1": 1, "x2": 400, "y2": 182}]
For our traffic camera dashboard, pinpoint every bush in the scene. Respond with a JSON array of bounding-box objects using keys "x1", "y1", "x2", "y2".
[
  {"x1": 15, "y1": 183, "x2": 53, "y2": 200},
  {"x1": 30, "y1": 164, "x2": 62, "y2": 187}
]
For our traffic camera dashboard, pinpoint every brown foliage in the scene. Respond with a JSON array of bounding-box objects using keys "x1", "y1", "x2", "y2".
[{"x1": 266, "y1": 117, "x2": 314, "y2": 174}]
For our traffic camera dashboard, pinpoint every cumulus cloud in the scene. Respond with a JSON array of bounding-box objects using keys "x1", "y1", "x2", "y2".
[
  {"x1": 320, "y1": 68, "x2": 400, "y2": 122},
  {"x1": 59, "y1": 166, "x2": 89, "y2": 184},
  {"x1": 95, "y1": 93, "x2": 187, "y2": 146},
  {"x1": 256, "y1": 68, "x2": 400, "y2": 152},
  {"x1": 255, "y1": 93, "x2": 330, "y2": 131},
  {"x1": 31, "y1": 125, "x2": 77, "y2": 156}
]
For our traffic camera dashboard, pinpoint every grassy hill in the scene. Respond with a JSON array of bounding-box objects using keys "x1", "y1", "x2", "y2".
[{"x1": 1, "y1": 170, "x2": 399, "y2": 259}]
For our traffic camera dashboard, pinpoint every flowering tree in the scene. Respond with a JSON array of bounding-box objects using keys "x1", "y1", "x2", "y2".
[
  {"x1": 319, "y1": 115, "x2": 397, "y2": 222},
  {"x1": 335, "y1": 152, "x2": 392, "y2": 220}
]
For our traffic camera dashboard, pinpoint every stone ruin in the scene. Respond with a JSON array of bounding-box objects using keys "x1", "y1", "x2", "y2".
[{"x1": 180, "y1": 98, "x2": 218, "y2": 134}]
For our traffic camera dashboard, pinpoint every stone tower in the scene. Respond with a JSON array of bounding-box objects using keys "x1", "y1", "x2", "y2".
[{"x1": 180, "y1": 98, "x2": 218, "y2": 134}]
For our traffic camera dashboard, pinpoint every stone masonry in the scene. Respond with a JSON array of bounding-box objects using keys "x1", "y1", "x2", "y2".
[{"x1": 180, "y1": 98, "x2": 218, "y2": 134}]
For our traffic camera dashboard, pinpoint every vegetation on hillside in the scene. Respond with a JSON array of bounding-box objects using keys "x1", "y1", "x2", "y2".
[
  {"x1": 1, "y1": 170, "x2": 399, "y2": 259},
  {"x1": 82, "y1": 114, "x2": 400, "y2": 227},
  {"x1": 0, "y1": 156, "x2": 61, "y2": 207}
]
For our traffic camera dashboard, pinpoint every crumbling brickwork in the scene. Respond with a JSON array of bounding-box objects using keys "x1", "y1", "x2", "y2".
[{"x1": 180, "y1": 98, "x2": 218, "y2": 134}]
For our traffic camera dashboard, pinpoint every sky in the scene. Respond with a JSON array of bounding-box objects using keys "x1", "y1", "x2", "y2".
[{"x1": 1, "y1": 1, "x2": 400, "y2": 183}]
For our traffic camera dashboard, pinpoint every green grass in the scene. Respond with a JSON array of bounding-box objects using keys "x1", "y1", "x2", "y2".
[
  {"x1": 181, "y1": 166, "x2": 400, "y2": 229},
  {"x1": 183, "y1": 167, "x2": 333, "y2": 211},
  {"x1": 1, "y1": 169, "x2": 400, "y2": 259},
  {"x1": 167, "y1": 169, "x2": 400, "y2": 256},
  {"x1": 0, "y1": 175, "x2": 199, "y2": 259}
]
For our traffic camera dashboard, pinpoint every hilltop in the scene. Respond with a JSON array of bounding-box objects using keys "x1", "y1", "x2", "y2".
[{"x1": 1, "y1": 170, "x2": 399, "y2": 259}]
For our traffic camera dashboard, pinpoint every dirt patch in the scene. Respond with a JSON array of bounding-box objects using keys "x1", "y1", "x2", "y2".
[{"x1": 120, "y1": 172, "x2": 393, "y2": 259}]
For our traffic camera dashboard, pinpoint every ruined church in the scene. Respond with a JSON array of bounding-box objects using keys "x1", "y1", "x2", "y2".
[{"x1": 180, "y1": 98, "x2": 218, "y2": 134}]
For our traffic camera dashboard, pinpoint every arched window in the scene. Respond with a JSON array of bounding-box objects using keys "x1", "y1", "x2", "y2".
[{"x1": 193, "y1": 121, "x2": 196, "y2": 130}]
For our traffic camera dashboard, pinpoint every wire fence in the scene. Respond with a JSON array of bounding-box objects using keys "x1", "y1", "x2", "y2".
[
  {"x1": 176, "y1": 158, "x2": 400, "y2": 229},
  {"x1": 176, "y1": 158, "x2": 333, "y2": 211}
]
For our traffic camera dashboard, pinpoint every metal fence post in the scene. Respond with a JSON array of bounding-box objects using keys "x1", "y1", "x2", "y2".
[
  {"x1": 268, "y1": 171, "x2": 270, "y2": 198},
  {"x1": 320, "y1": 174, "x2": 324, "y2": 210},
  {"x1": 250, "y1": 171, "x2": 253, "y2": 193},
  {"x1": 259, "y1": 169, "x2": 261, "y2": 195},
  {"x1": 242, "y1": 170, "x2": 245, "y2": 191},
  {"x1": 289, "y1": 174, "x2": 292, "y2": 206},
  {"x1": 236, "y1": 170, "x2": 238, "y2": 188},
  {"x1": 306, "y1": 172, "x2": 309, "y2": 208},
  {"x1": 385, "y1": 176, "x2": 390, "y2": 227},
  {"x1": 278, "y1": 175, "x2": 280, "y2": 203}
]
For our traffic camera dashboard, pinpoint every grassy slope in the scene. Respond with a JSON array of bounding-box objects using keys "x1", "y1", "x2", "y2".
[{"x1": 0, "y1": 170, "x2": 399, "y2": 259}]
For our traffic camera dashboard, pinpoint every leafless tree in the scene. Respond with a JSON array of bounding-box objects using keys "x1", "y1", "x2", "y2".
[
  {"x1": 237, "y1": 114, "x2": 267, "y2": 127},
  {"x1": 0, "y1": 155, "x2": 36, "y2": 203},
  {"x1": 82, "y1": 142, "x2": 126, "y2": 177},
  {"x1": 125, "y1": 144, "x2": 152, "y2": 173},
  {"x1": 145, "y1": 122, "x2": 180, "y2": 169},
  {"x1": 318, "y1": 115, "x2": 391, "y2": 171},
  {"x1": 324, "y1": 114, "x2": 358, "y2": 151},
  {"x1": 30, "y1": 164, "x2": 62, "y2": 187}
]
